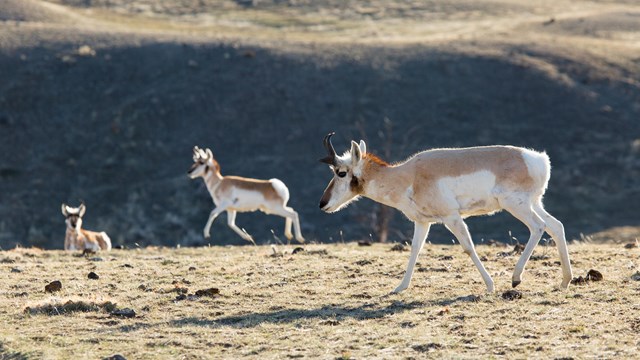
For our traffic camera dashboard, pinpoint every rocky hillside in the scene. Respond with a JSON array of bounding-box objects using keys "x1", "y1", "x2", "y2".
[{"x1": 0, "y1": 0, "x2": 638, "y2": 248}]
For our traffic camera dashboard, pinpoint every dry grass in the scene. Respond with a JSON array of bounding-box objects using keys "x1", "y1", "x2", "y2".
[{"x1": 1, "y1": 242, "x2": 639, "y2": 359}]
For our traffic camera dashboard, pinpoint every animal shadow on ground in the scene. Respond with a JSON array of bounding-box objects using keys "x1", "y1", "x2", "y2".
[
  {"x1": 171, "y1": 300, "x2": 427, "y2": 328},
  {"x1": 0, "y1": 341, "x2": 29, "y2": 360}
]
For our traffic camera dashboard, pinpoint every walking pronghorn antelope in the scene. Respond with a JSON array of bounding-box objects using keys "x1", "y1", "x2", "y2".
[
  {"x1": 61, "y1": 203, "x2": 112, "y2": 251},
  {"x1": 188, "y1": 146, "x2": 305, "y2": 244},
  {"x1": 318, "y1": 133, "x2": 572, "y2": 293}
]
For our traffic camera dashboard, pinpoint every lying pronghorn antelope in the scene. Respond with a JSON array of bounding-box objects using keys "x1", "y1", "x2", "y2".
[
  {"x1": 319, "y1": 133, "x2": 572, "y2": 293},
  {"x1": 188, "y1": 146, "x2": 305, "y2": 244},
  {"x1": 61, "y1": 203, "x2": 112, "y2": 251}
]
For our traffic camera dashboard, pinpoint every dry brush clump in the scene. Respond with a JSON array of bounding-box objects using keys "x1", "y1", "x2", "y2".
[{"x1": 24, "y1": 300, "x2": 117, "y2": 316}]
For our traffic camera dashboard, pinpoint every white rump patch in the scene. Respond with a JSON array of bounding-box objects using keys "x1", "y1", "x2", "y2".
[
  {"x1": 520, "y1": 148, "x2": 551, "y2": 191},
  {"x1": 269, "y1": 178, "x2": 290, "y2": 203}
]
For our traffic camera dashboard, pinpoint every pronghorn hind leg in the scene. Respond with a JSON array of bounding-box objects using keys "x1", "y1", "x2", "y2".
[
  {"x1": 284, "y1": 217, "x2": 293, "y2": 241},
  {"x1": 500, "y1": 195, "x2": 545, "y2": 287},
  {"x1": 226, "y1": 210, "x2": 256, "y2": 245},
  {"x1": 532, "y1": 201, "x2": 573, "y2": 288},
  {"x1": 443, "y1": 215, "x2": 494, "y2": 293},
  {"x1": 500, "y1": 196, "x2": 546, "y2": 288},
  {"x1": 393, "y1": 222, "x2": 430, "y2": 293},
  {"x1": 273, "y1": 206, "x2": 305, "y2": 243}
]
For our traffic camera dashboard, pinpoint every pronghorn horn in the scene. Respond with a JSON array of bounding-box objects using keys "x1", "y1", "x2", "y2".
[{"x1": 319, "y1": 132, "x2": 337, "y2": 165}]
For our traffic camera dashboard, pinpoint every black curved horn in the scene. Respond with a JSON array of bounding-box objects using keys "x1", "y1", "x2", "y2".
[{"x1": 319, "y1": 132, "x2": 337, "y2": 165}]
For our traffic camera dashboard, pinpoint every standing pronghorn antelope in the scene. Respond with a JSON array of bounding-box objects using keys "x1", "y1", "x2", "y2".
[
  {"x1": 61, "y1": 203, "x2": 112, "y2": 251},
  {"x1": 318, "y1": 133, "x2": 572, "y2": 293},
  {"x1": 188, "y1": 146, "x2": 305, "y2": 244}
]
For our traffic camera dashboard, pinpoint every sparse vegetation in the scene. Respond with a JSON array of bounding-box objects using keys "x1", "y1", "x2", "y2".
[{"x1": 1, "y1": 243, "x2": 639, "y2": 358}]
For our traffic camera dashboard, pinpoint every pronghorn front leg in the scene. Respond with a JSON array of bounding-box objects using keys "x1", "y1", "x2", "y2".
[
  {"x1": 226, "y1": 210, "x2": 255, "y2": 245},
  {"x1": 204, "y1": 205, "x2": 226, "y2": 238},
  {"x1": 393, "y1": 222, "x2": 431, "y2": 293}
]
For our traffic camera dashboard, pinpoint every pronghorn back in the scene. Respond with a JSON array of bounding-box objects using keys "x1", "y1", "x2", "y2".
[
  {"x1": 218, "y1": 176, "x2": 285, "y2": 203},
  {"x1": 407, "y1": 145, "x2": 548, "y2": 193}
]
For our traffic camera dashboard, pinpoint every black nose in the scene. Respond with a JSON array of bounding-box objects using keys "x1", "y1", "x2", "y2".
[{"x1": 319, "y1": 199, "x2": 328, "y2": 209}]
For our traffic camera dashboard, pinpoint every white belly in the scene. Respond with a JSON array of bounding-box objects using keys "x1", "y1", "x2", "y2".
[
  {"x1": 223, "y1": 189, "x2": 268, "y2": 213},
  {"x1": 438, "y1": 170, "x2": 501, "y2": 217}
]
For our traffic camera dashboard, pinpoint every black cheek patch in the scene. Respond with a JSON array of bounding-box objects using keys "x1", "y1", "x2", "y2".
[{"x1": 350, "y1": 176, "x2": 364, "y2": 194}]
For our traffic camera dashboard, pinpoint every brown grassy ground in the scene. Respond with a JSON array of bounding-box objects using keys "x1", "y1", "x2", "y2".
[{"x1": 1, "y1": 242, "x2": 639, "y2": 359}]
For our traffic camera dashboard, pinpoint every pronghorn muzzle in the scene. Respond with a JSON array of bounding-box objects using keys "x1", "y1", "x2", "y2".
[{"x1": 319, "y1": 132, "x2": 337, "y2": 166}]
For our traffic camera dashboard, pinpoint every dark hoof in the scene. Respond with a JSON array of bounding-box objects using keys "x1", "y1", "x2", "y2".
[{"x1": 512, "y1": 280, "x2": 521, "y2": 288}]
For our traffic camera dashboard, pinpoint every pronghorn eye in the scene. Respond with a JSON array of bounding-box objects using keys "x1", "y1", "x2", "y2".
[{"x1": 337, "y1": 171, "x2": 347, "y2": 178}]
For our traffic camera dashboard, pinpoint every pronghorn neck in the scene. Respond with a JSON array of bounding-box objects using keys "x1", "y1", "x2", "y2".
[
  {"x1": 360, "y1": 157, "x2": 408, "y2": 208},
  {"x1": 203, "y1": 169, "x2": 223, "y2": 195}
]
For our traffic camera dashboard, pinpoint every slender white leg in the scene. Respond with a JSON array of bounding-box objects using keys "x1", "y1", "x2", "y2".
[
  {"x1": 204, "y1": 206, "x2": 226, "y2": 238},
  {"x1": 273, "y1": 206, "x2": 305, "y2": 243},
  {"x1": 443, "y1": 215, "x2": 494, "y2": 293},
  {"x1": 284, "y1": 217, "x2": 293, "y2": 241},
  {"x1": 501, "y1": 197, "x2": 546, "y2": 288},
  {"x1": 393, "y1": 222, "x2": 431, "y2": 293},
  {"x1": 532, "y1": 201, "x2": 573, "y2": 288},
  {"x1": 226, "y1": 210, "x2": 255, "y2": 245}
]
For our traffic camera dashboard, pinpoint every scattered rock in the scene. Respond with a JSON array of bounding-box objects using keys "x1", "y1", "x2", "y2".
[
  {"x1": 306, "y1": 249, "x2": 328, "y2": 256},
  {"x1": 0, "y1": 257, "x2": 16, "y2": 264},
  {"x1": 400, "y1": 321, "x2": 417, "y2": 328},
  {"x1": 102, "y1": 355, "x2": 127, "y2": 360},
  {"x1": 390, "y1": 244, "x2": 407, "y2": 252},
  {"x1": 77, "y1": 45, "x2": 96, "y2": 57},
  {"x1": 88, "y1": 257, "x2": 104, "y2": 262},
  {"x1": 502, "y1": 290, "x2": 522, "y2": 300},
  {"x1": 631, "y1": 272, "x2": 640, "y2": 281},
  {"x1": 570, "y1": 276, "x2": 587, "y2": 285},
  {"x1": 10, "y1": 267, "x2": 22, "y2": 273},
  {"x1": 571, "y1": 269, "x2": 604, "y2": 285},
  {"x1": 437, "y1": 308, "x2": 450, "y2": 316},
  {"x1": 512, "y1": 243, "x2": 525, "y2": 254},
  {"x1": 624, "y1": 242, "x2": 638, "y2": 249},
  {"x1": 110, "y1": 308, "x2": 136, "y2": 318},
  {"x1": 188, "y1": 266, "x2": 196, "y2": 271},
  {"x1": 14, "y1": 292, "x2": 28, "y2": 297},
  {"x1": 418, "y1": 267, "x2": 448, "y2": 273},
  {"x1": 412, "y1": 343, "x2": 443, "y2": 352},
  {"x1": 354, "y1": 259, "x2": 373, "y2": 266},
  {"x1": 291, "y1": 247, "x2": 305, "y2": 254},
  {"x1": 195, "y1": 288, "x2": 220, "y2": 298},
  {"x1": 82, "y1": 249, "x2": 96, "y2": 256},
  {"x1": 45, "y1": 280, "x2": 62, "y2": 293},
  {"x1": 88, "y1": 272, "x2": 100, "y2": 280},
  {"x1": 543, "y1": 17, "x2": 556, "y2": 26},
  {"x1": 439, "y1": 255, "x2": 454, "y2": 261},
  {"x1": 120, "y1": 264, "x2": 133, "y2": 268},
  {"x1": 530, "y1": 254, "x2": 550, "y2": 261},
  {"x1": 174, "y1": 294, "x2": 187, "y2": 301},
  {"x1": 357, "y1": 241, "x2": 372, "y2": 246},
  {"x1": 586, "y1": 269, "x2": 603, "y2": 282},
  {"x1": 350, "y1": 293, "x2": 372, "y2": 299}
]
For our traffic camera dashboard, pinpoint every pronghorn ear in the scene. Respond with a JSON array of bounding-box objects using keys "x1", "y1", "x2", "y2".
[
  {"x1": 359, "y1": 140, "x2": 366, "y2": 155},
  {"x1": 350, "y1": 141, "x2": 362, "y2": 164},
  {"x1": 78, "y1": 203, "x2": 86, "y2": 217},
  {"x1": 61, "y1": 204, "x2": 68, "y2": 216}
]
